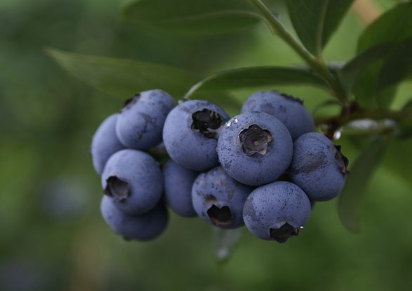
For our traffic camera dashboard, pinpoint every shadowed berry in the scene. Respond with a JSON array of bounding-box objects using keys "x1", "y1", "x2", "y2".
[
  {"x1": 243, "y1": 181, "x2": 311, "y2": 242},
  {"x1": 101, "y1": 149, "x2": 163, "y2": 215},
  {"x1": 289, "y1": 133, "x2": 349, "y2": 201},
  {"x1": 90, "y1": 114, "x2": 125, "y2": 175},
  {"x1": 192, "y1": 166, "x2": 253, "y2": 229},
  {"x1": 163, "y1": 160, "x2": 198, "y2": 218},
  {"x1": 101, "y1": 196, "x2": 168, "y2": 241},
  {"x1": 116, "y1": 89, "x2": 175, "y2": 150}
]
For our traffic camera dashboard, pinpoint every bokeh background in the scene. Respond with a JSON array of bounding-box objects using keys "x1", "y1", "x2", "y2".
[{"x1": 1, "y1": 0, "x2": 412, "y2": 290}]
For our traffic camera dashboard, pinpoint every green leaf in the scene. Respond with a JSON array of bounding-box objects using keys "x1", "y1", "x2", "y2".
[
  {"x1": 338, "y1": 43, "x2": 395, "y2": 92},
  {"x1": 214, "y1": 228, "x2": 242, "y2": 263},
  {"x1": 383, "y1": 138, "x2": 412, "y2": 189},
  {"x1": 338, "y1": 137, "x2": 391, "y2": 233},
  {"x1": 402, "y1": 99, "x2": 412, "y2": 111},
  {"x1": 121, "y1": 0, "x2": 261, "y2": 35},
  {"x1": 46, "y1": 48, "x2": 198, "y2": 99},
  {"x1": 357, "y1": 2, "x2": 412, "y2": 52},
  {"x1": 185, "y1": 66, "x2": 329, "y2": 98},
  {"x1": 196, "y1": 92, "x2": 243, "y2": 116},
  {"x1": 286, "y1": 0, "x2": 354, "y2": 56}
]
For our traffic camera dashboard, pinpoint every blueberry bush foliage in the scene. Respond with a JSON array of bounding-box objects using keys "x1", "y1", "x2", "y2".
[{"x1": 48, "y1": 0, "x2": 412, "y2": 259}]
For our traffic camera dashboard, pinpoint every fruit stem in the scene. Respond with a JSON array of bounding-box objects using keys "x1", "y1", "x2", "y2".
[{"x1": 248, "y1": 0, "x2": 349, "y2": 103}]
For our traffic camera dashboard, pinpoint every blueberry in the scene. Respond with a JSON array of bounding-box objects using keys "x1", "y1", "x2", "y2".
[
  {"x1": 90, "y1": 114, "x2": 125, "y2": 175},
  {"x1": 101, "y1": 149, "x2": 163, "y2": 215},
  {"x1": 101, "y1": 196, "x2": 168, "y2": 241},
  {"x1": 243, "y1": 181, "x2": 311, "y2": 242},
  {"x1": 289, "y1": 132, "x2": 349, "y2": 201},
  {"x1": 163, "y1": 160, "x2": 198, "y2": 218},
  {"x1": 192, "y1": 166, "x2": 253, "y2": 229},
  {"x1": 163, "y1": 100, "x2": 229, "y2": 171},
  {"x1": 242, "y1": 91, "x2": 314, "y2": 140},
  {"x1": 116, "y1": 89, "x2": 175, "y2": 150},
  {"x1": 217, "y1": 112, "x2": 293, "y2": 186}
]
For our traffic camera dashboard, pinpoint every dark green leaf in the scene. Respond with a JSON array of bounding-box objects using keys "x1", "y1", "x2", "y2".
[
  {"x1": 375, "y1": 39, "x2": 412, "y2": 103},
  {"x1": 395, "y1": 99, "x2": 412, "y2": 139},
  {"x1": 402, "y1": 99, "x2": 412, "y2": 111},
  {"x1": 214, "y1": 228, "x2": 242, "y2": 263},
  {"x1": 351, "y1": 39, "x2": 412, "y2": 109},
  {"x1": 185, "y1": 66, "x2": 329, "y2": 98},
  {"x1": 353, "y1": 3, "x2": 412, "y2": 108},
  {"x1": 121, "y1": 0, "x2": 261, "y2": 35},
  {"x1": 352, "y1": 59, "x2": 399, "y2": 108},
  {"x1": 46, "y1": 48, "x2": 198, "y2": 99},
  {"x1": 338, "y1": 137, "x2": 391, "y2": 233},
  {"x1": 286, "y1": 0, "x2": 354, "y2": 56},
  {"x1": 338, "y1": 43, "x2": 395, "y2": 92},
  {"x1": 352, "y1": 62, "x2": 380, "y2": 108},
  {"x1": 357, "y1": 2, "x2": 412, "y2": 52}
]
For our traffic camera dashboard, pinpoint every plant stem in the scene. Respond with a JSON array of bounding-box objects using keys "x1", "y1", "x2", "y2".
[{"x1": 248, "y1": 0, "x2": 349, "y2": 103}]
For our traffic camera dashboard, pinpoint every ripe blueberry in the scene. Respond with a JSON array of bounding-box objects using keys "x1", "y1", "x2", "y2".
[
  {"x1": 90, "y1": 114, "x2": 125, "y2": 175},
  {"x1": 289, "y1": 132, "x2": 349, "y2": 201},
  {"x1": 101, "y1": 196, "x2": 168, "y2": 241},
  {"x1": 163, "y1": 100, "x2": 229, "y2": 171},
  {"x1": 243, "y1": 181, "x2": 311, "y2": 242},
  {"x1": 101, "y1": 149, "x2": 163, "y2": 215},
  {"x1": 116, "y1": 89, "x2": 175, "y2": 150},
  {"x1": 217, "y1": 112, "x2": 293, "y2": 186},
  {"x1": 163, "y1": 160, "x2": 198, "y2": 218},
  {"x1": 192, "y1": 166, "x2": 253, "y2": 229},
  {"x1": 242, "y1": 91, "x2": 314, "y2": 140}
]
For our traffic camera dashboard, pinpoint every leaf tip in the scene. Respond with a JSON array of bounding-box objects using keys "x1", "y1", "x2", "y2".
[
  {"x1": 43, "y1": 47, "x2": 66, "y2": 62},
  {"x1": 118, "y1": 0, "x2": 133, "y2": 21}
]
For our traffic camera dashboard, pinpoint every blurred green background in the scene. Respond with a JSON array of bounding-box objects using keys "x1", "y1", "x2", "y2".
[{"x1": 1, "y1": 0, "x2": 412, "y2": 290}]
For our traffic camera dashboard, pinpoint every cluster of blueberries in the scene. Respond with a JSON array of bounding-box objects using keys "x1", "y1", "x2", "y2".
[{"x1": 91, "y1": 89, "x2": 349, "y2": 243}]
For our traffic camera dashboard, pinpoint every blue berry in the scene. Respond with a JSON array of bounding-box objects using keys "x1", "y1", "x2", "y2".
[
  {"x1": 101, "y1": 149, "x2": 163, "y2": 215},
  {"x1": 192, "y1": 166, "x2": 253, "y2": 229},
  {"x1": 90, "y1": 114, "x2": 125, "y2": 175},
  {"x1": 289, "y1": 132, "x2": 349, "y2": 201},
  {"x1": 101, "y1": 196, "x2": 168, "y2": 241},
  {"x1": 242, "y1": 91, "x2": 314, "y2": 140},
  {"x1": 116, "y1": 89, "x2": 175, "y2": 150},
  {"x1": 163, "y1": 100, "x2": 229, "y2": 171},
  {"x1": 217, "y1": 112, "x2": 293, "y2": 186},
  {"x1": 243, "y1": 181, "x2": 311, "y2": 242},
  {"x1": 163, "y1": 160, "x2": 198, "y2": 218}
]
